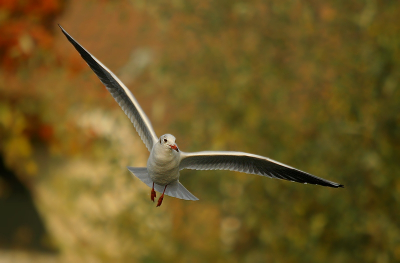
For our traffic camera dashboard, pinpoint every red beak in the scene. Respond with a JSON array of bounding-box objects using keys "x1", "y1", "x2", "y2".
[{"x1": 170, "y1": 145, "x2": 179, "y2": 152}]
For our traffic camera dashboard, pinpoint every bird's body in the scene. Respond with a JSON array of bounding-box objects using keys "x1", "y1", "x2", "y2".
[
  {"x1": 59, "y1": 25, "x2": 344, "y2": 207},
  {"x1": 147, "y1": 134, "x2": 180, "y2": 186}
]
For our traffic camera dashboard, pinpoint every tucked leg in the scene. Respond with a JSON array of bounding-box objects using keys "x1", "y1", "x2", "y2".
[
  {"x1": 156, "y1": 185, "x2": 168, "y2": 207},
  {"x1": 151, "y1": 182, "x2": 156, "y2": 202}
]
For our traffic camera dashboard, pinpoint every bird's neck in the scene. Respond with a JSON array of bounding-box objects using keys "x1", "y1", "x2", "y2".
[{"x1": 150, "y1": 143, "x2": 179, "y2": 165}]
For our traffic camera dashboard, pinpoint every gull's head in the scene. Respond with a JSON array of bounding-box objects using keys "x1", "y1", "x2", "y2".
[{"x1": 159, "y1": 134, "x2": 179, "y2": 152}]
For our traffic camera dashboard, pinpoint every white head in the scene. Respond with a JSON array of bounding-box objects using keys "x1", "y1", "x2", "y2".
[{"x1": 159, "y1": 134, "x2": 179, "y2": 152}]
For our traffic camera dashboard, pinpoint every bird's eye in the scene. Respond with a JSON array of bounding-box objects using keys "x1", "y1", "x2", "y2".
[{"x1": 164, "y1": 138, "x2": 167, "y2": 143}]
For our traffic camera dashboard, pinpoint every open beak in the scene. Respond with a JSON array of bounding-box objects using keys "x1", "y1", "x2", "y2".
[{"x1": 170, "y1": 144, "x2": 179, "y2": 152}]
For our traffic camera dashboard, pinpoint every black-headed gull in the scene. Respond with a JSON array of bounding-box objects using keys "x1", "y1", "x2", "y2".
[{"x1": 59, "y1": 25, "x2": 344, "y2": 207}]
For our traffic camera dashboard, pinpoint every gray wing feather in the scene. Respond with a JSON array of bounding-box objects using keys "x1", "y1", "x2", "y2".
[
  {"x1": 179, "y1": 151, "x2": 344, "y2": 188},
  {"x1": 59, "y1": 25, "x2": 157, "y2": 152}
]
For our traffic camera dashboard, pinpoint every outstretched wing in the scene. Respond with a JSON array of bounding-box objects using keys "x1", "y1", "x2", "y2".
[
  {"x1": 59, "y1": 25, "x2": 158, "y2": 152},
  {"x1": 179, "y1": 151, "x2": 344, "y2": 188}
]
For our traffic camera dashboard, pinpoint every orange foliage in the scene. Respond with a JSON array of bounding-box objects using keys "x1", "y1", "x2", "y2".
[{"x1": 0, "y1": 0, "x2": 63, "y2": 71}]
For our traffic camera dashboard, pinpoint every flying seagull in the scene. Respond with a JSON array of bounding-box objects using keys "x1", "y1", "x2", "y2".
[{"x1": 59, "y1": 25, "x2": 344, "y2": 207}]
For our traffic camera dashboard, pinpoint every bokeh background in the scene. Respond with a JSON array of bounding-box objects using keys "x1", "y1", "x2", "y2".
[{"x1": 0, "y1": 0, "x2": 399, "y2": 262}]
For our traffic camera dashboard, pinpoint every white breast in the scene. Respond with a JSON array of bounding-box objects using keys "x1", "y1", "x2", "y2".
[{"x1": 147, "y1": 143, "x2": 181, "y2": 185}]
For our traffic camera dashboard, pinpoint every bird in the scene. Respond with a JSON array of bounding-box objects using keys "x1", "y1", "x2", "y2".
[{"x1": 59, "y1": 25, "x2": 344, "y2": 207}]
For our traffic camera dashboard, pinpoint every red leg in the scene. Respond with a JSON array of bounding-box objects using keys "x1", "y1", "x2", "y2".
[
  {"x1": 151, "y1": 182, "x2": 156, "y2": 202},
  {"x1": 156, "y1": 185, "x2": 168, "y2": 207}
]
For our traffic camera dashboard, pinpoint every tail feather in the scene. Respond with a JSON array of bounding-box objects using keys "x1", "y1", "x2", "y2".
[{"x1": 127, "y1": 167, "x2": 199, "y2": 201}]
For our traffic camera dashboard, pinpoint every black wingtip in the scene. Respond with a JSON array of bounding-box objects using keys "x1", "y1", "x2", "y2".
[
  {"x1": 58, "y1": 24, "x2": 69, "y2": 38},
  {"x1": 58, "y1": 24, "x2": 70, "y2": 41},
  {"x1": 57, "y1": 24, "x2": 89, "y2": 59}
]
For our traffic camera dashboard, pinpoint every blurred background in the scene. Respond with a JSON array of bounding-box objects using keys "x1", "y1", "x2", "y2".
[{"x1": 0, "y1": 0, "x2": 399, "y2": 262}]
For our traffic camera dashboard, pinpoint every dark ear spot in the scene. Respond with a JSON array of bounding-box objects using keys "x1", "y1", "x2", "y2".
[{"x1": 160, "y1": 138, "x2": 161, "y2": 144}]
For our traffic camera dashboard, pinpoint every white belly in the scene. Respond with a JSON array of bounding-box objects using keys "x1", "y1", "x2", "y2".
[{"x1": 147, "y1": 143, "x2": 180, "y2": 185}]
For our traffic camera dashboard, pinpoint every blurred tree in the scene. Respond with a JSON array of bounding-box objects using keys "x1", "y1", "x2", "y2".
[
  {"x1": 1, "y1": 0, "x2": 399, "y2": 262},
  {"x1": 0, "y1": 156, "x2": 55, "y2": 252},
  {"x1": 0, "y1": 0, "x2": 65, "y2": 256}
]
